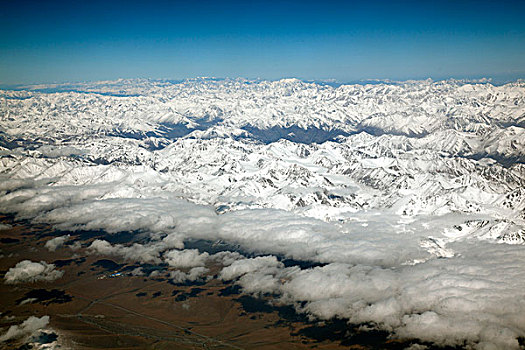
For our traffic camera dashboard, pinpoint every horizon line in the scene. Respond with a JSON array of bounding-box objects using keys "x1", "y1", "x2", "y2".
[{"x1": 2, "y1": 75, "x2": 525, "y2": 90}]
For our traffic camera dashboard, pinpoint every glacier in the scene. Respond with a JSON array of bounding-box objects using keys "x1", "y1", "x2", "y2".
[{"x1": 1, "y1": 78, "x2": 525, "y2": 348}]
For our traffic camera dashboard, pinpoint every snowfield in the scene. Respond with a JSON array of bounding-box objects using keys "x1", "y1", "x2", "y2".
[{"x1": 1, "y1": 78, "x2": 525, "y2": 348}]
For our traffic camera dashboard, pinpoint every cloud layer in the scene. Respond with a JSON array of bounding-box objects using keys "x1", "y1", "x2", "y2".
[
  {"x1": 44, "y1": 235, "x2": 69, "y2": 252},
  {"x1": 2, "y1": 175, "x2": 525, "y2": 347},
  {"x1": 217, "y1": 242, "x2": 525, "y2": 349}
]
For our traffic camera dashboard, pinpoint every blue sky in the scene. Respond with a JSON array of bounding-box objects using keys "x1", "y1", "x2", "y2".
[{"x1": 1, "y1": 0, "x2": 524, "y2": 84}]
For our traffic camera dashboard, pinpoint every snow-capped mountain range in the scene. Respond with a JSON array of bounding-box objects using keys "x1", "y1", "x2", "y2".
[
  {"x1": 2, "y1": 78, "x2": 525, "y2": 348},
  {"x1": 2, "y1": 78, "x2": 524, "y2": 244}
]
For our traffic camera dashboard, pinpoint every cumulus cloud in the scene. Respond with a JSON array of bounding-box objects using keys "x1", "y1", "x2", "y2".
[
  {"x1": 217, "y1": 241, "x2": 525, "y2": 349},
  {"x1": 4, "y1": 261, "x2": 63, "y2": 284},
  {"x1": 210, "y1": 251, "x2": 243, "y2": 266},
  {"x1": 88, "y1": 233, "x2": 184, "y2": 263},
  {"x1": 130, "y1": 267, "x2": 144, "y2": 276},
  {"x1": 0, "y1": 223, "x2": 12, "y2": 230},
  {"x1": 219, "y1": 256, "x2": 293, "y2": 295},
  {"x1": 0, "y1": 316, "x2": 49, "y2": 342},
  {"x1": 164, "y1": 249, "x2": 209, "y2": 268},
  {"x1": 88, "y1": 239, "x2": 163, "y2": 263},
  {"x1": 44, "y1": 235, "x2": 69, "y2": 251},
  {"x1": 170, "y1": 267, "x2": 210, "y2": 283},
  {"x1": 219, "y1": 256, "x2": 283, "y2": 281}
]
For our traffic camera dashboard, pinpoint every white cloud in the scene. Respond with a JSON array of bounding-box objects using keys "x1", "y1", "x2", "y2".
[
  {"x1": 164, "y1": 249, "x2": 209, "y2": 268},
  {"x1": 130, "y1": 267, "x2": 144, "y2": 276},
  {"x1": 210, "y1": 251, "x2": 243, "y2": 266},
  {"x1": 216, "y1": 241, "x2": 525, "y2": 349},
  {"x1": 4, "y1": 261, "x2": 63, "y2": 284},
  {"x1": 0, "y1": 223, "x2": 12, "y2": 230},
  {"x1": 0, "y1": 315, "x2": 49, "y2": 342},
  {"x1": 89, "y1": 239, "x2": 163, "y2": 263},
  {"x1": 44, "y1": 235, "x2": 70, "y2": 252},
  {"x1": 170, "y1": 267, "x2": 210, "y2": 283},
  {"x1": 34, "y1": 196, "x2": 216, "y2": 237},
  {"x1": 219, "y1": 256, "x2": 291, "y2": 295},
  {"x1": 88, "y1": 233, "x2": 184, "y2": 263},
  {"x1": 219, "y1": 256, "x2": 282, "y2": 281},
  {"x1": 149, "y1": 270, "x2": 161, "y2": 278}
]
